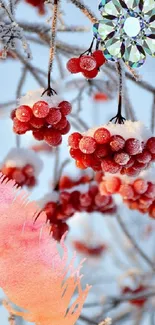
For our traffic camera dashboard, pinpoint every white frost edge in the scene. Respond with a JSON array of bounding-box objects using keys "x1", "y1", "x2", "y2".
[
  {"x1": 17, "y1": 88, "x2": 63, "y2": 108},
  {"x1": 2, "y1": 148, "x2": 43, "y2": 176},
  {"x1": 83, "y1": 120, "x2": 151, "y2": 142}
]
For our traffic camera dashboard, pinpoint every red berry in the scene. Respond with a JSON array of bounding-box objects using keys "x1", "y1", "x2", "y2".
[
  {"x1": 23, "y1": 164, "x2": 34, "y2": 177},
  {"x1": 146, "y1": 137, "x2": 155, "y2": 154},
  {"x1": 32, "y1": 128, "x2": 45, "y2": 141},
  {"x1": 10, "y1": 109, "x2": 17, "y2": 120},
  {"x1": 95, "y1": 193, "x2": 110, "y2": 207},
  {"x1": 82, "y1": 68, "x2": 98, "y2": 79},
  {"x1": 46, "y1": 108, "x2": 62, "y2": 125},
  {"x1": 16, "y1": 105, "x2": 32, "y2": 122},
  {"x1": 51, "y1": 222, "x2": 69, "y2": 241},
  {"x1": 136, "y1": 150, "x2": 152, "y2": 164},
  {"x1": 92, "y1": 50, "x2": 106, "y2": 67},
  {"x1": 12, "y1": 169, "x2": 26, "y2": 185},
  {"x1": 139, "y1": 196, "x2": 152, "y2": 208},
  {"x1": 66, "y1": 58, "x2": 81, "y2": 73},
  {"x1": 110, "y1": 135, "x2": 125, "y2": 152},
  {"x1": 123, "y1": 167, "x2": 140, "y2": 177},
  {"x1": 68, "y1": 132, "x2": 82, "y2": 149},
  {"x1": 114, "y1": 152, "x2": 130, "y2": 165},
  {"x1": 145, "y1": 182, "x2": 155, "y2": 199},
  {"x1": 76, "y1": 160, "x2": 86, "y2": 169},
  {"x1": 44, "y1": 129, "x2": 62, "y2": 146},
  {"x1": 32, "y1": 101, "x2": 49, "y2": 118},
  {"x1": 60, "y1": 121, "x2": 71, "y2": 135},
  {"x1": 133, "y1": 161, "x2": 148, "y2": 171},
  {"x1": 81, "y1": 154, "x2": 94, "y2": 168},
  {"x1": 53, "y1": 116, "x2": 68, "y2": 130},
  {"x1": 105, "y1": 177, "x2": 121, "y2": 194},
  {"x1": 79, "y1": 136, "x2": 97, "y2": 154},
  {"x1": 13, "y1": 118, "x2": 29, "y2": 134},
  {"x1": 95, "y1": 144, "x2": 111, "y2": 158},
  {"x1": 80, "y1": 193, "x2": 92, "y2": 207},
  {"x1": 58, "y1": 101, "x2": 72, "y2": 115},
  {"x1": 79, "y1": 55, "x2": 97, "y2": 71},
  {"x1": 119, "y1": 184, "x2": 134, "y2": 199},
  {"x1": 133, "y1": 179, "x2": 148, "y2": 194},
  {"x1": 101, "y1": 158, "x2": 121, "y2": 174},
  {"x1": 30, "y1": 116, "x2": 45, "y2": 129},
  {"x1": 94, "y1": 127, "x2": 111, "y2": 144},
  {"x1": 69, "y1": 148, "x2": 82, "y2": 160},
  {"x1": 149, "y1": 204, "x2": 155, "y2": 219},
  {"x1": 125, "y1": 138, "x2": 141, "y2": 155},
  {"x1": 124, "y1": 157, "x2": 135, "y2": 168}
]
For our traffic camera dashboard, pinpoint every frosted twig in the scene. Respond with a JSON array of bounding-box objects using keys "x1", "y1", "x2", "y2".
[
  {"x1": 8, "y1": 313, "x2": 16, "y2": 325},
  {"x1": 99, "y1": 318, "x2": 112, "y2": 325},
  {"x1": 70, "y1": 0, "x2": 97, "y2": 23},
  {"x1": 116, "y1": 214, "x2": 155, "y2": 271},
  {"x1": 46, "y1": 0, "x2": 59, "y2": 95}
]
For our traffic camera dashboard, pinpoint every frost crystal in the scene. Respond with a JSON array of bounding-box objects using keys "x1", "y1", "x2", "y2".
[{"x1": 0, "y1": 0, "x2": 31, "y2": 58}]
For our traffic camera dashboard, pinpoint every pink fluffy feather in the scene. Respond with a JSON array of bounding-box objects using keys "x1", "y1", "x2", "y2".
[{"x1": 0, "y1": 174, "x2": 90, "y2": 325}]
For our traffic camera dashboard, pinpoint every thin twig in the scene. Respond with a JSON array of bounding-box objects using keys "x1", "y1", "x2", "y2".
[{"x1": 116, "y1": 214, "x2": 155, "y2": 271}]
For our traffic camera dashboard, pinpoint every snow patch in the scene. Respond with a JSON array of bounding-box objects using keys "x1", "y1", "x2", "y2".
[
  {"x1": 83, "y1": 120, "x2": 151, "y2": 142},
  {"x1": 17, "y1": 88, "x2": 63, "y2": 108},
  {"x1": 38, "y1": 191, "x2": 59, "y2": 207},
  {"x1": 2, "y1": 148, "x2": 43, "y2": 176}
]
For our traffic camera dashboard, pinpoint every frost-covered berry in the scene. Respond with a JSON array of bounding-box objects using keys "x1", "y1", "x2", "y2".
[
  {"x1": 46, "y1": 108, "x2": 62, "y2": 125},
  {"x1": 146, "y1": 137, "x2": 155, "y2": 154},
  {"x1": 119, "y1": 184, "x2": 134, "y2": 199},
  {"x1": 79, "y1": 55, "x2": 97, "y2": 71},
  {"x1": 58, "y1": 101, "x2": 72, "y2": 115},
  {"x1": 32, "y1": 101, "x2": 49, "y2": 118},
  {"x1": 79, "y1": 136, "x2": 97, "y2": 154},
  {"x1": 44, "y1": 129, "x2": 62, "y2": 146},
  {"x1": 94, "y1": 128, "x2": 111, "y2": 144},
  {"x1": 13, "y1": 118, "x2": 29, "y2": 134},
  {"x1": 125, "y1": 138, "x2": 141, "y2": 155},
  {"x1": 101, "y1": 158, "x2": 121, "y2": 174},
  {"x1": 16, "y1": 105, "x2": 32, "y2": 122},
  {"x1": 30, "y1": 116, "x2": 45, "y2": 129},
  {"x1": 110, "y1": 135, "x2": 125, "y2": 152},
  {"x1": 114, "y1": 152, "x2": 130, "y2": 165},
  {"x1": 133, "y1": 179, "x2": 148, "y2": 194},
  {"x1": 54, "y1": 116, "x2": 68, "y2": 130},
  {"x1": 68, "y1": 132, "x2": 82, "y2": 149},
  {"x1": 136, "y1": 150, "x2": 152, "y2": 164}
]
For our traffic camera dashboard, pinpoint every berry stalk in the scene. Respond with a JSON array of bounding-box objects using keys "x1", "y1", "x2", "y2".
[
  {"x1": 110, "y1": 61, "x2": 126, "y2": 124},
  {"x1": 43, "y1": 0, "x2": 59, "y2": 96}
]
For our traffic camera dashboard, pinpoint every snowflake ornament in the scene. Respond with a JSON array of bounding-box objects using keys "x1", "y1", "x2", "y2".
[{"x1": 93, "y1": 0, "x2": 155, "y2": 67}]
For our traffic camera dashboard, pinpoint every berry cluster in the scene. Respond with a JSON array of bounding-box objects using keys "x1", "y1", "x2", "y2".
[
  {"x1": 69, "y1": 123, "x2": 155, "y2": 175},
  {"x1": 12, "y1": 100, "x2": 72, "y2": 146},
  {"x1": 1, "y1": 164, "x2": 36, "y2": 188},
  {"x1": 122, "y1": 285, "x2": 147, "y2": 307},
  {"x1": 67, "y1": 50, "x2": 106, "y2": 79},
  {"x1": 73, "y1": 240, "x2": 107, "y2": 257},
  {"x1": 0, "y1": 148, "x2": 43, "y2": 189},
  {"x1": 40, "y1": 177, "x2": 116, "y2": 241},
  {"x1": 24, "y1": 0, "x2": 45, "y2": 15},
  {"x1": 58, "y1": 174, "x2": 92, "y2": 190},
  {"x1": 99, "y1": 173, "x2": 155, "y2": 219}
]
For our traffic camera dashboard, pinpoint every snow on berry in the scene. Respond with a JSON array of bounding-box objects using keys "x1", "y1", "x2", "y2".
[
  {"x1": 12, "y1": 89, "x2": 72, "y2": 146},
  {"x1": 69, "y1": 121, "x2": 153, "y2": 176},
  {"x1": 0, "y1": 148, "x2": 43, "y2": 188}
]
